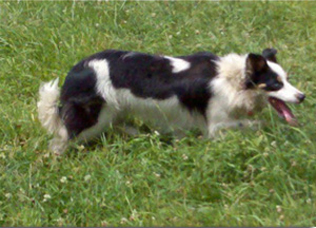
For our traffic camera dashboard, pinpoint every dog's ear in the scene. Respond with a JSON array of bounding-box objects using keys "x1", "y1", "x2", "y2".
[
  {"x1": 245, "y1": 53, "x2": 268, "y2": 89},
  {"x1": 246, "y1": 53, "x2": 267, "y2": 74},
  {"x1": 262, "y1": 48, "x2": 277, "y2": 63}
]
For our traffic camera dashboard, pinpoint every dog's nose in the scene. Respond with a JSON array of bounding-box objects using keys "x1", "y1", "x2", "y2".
[{"x1": 296, "y1": 93, "x2": 305, "y2": 103}]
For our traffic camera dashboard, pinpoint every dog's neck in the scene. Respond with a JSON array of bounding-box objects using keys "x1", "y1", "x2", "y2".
[
  {"x1": 213, "y1": 53, "x2": 264, "y2": 113},
  {"x1": 216, "y1": 53, "x2": 247, "y2": 89}
]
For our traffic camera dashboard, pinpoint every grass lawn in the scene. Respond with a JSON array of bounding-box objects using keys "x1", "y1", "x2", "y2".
[{"x1": 1, "y1": 1, "x2": 316, "y2": 226}]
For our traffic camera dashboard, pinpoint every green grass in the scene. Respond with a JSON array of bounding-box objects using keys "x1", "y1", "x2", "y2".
[{"x1": 1, "y1": 1, "x2": 316, "y2": 226}]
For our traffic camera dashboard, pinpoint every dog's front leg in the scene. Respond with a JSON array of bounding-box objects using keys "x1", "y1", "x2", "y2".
[{"x1": 208, "y1": 119, "x2": 263, "y2": 138}]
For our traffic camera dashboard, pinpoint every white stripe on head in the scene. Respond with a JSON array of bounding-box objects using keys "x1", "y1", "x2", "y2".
[
  {"x1": 267, "y1": 61, "x2": 287, "y2": 80},
  {"x1": 267, "y1": 61, "x2": 304, "y2": 103}
]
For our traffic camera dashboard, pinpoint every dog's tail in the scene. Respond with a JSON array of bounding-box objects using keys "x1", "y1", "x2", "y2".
[{"x1": 37, "y1": 78, "x2": 64, "y2": 135}]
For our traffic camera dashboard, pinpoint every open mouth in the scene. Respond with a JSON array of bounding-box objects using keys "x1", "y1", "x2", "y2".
[{"x1": 268, "y1": 97, "x2": 298, "y2": 126}]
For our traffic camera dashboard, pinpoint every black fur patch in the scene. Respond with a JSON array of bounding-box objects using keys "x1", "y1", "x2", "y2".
[
  {"x1": 252, "y1": 68, "x2": 283, "y2": 91},
  {"x1": 60, "y1": 66, "x2": 105, "y2": 139},
  {"x1": 101, "y1": 50, "x2": 219, "y2": 116},
  {"x1": 245, "y1": 53, "x2": 284, "y2": 91},
  {"x1": 262, "y1": 48, "x2": 278, "y2": 63}
]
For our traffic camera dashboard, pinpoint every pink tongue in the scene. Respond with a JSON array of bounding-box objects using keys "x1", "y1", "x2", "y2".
[
  {"x1": 283, "y1": 109, "x2": 298, "y2": 126},
  {"x1": 268, "y1": 97, "x2": 298, "y2": 126}
]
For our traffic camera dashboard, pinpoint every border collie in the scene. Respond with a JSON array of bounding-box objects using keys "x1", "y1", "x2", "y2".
[{"x1": 37, "y1": 48, "x2": 305, "y2": 154}]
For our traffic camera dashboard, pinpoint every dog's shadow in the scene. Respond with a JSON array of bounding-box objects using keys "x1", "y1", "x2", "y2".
[{"x1": 63, "y1": 123, "x2": 198, "y2": 159}]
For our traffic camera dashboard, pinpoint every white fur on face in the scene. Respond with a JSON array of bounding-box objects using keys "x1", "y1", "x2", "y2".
[
  {"x1": 164, "y1": 56, "x2": 191, "y2": 73},
  {"x1": 267, "y1": 61, "x2": 304, "y2": 103}
]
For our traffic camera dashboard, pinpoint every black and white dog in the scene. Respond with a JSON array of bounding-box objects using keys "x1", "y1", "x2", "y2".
[{"x1": 38, "y1": 48, "x2": 305, "y2": 154}]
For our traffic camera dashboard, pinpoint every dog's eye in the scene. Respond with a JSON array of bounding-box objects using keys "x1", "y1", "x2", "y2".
[{"x1": 272, "y1": 82, "x2": 283, "y2": 90}]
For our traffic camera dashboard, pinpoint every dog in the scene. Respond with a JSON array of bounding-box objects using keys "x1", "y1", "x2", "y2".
[{"x1": 37, "y1": 48, "x2": 305, "y2": 154}]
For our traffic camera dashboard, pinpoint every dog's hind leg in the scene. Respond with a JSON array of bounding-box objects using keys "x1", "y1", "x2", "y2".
[
  {"x1": 58, "y1": 96, "x2": 115, "y2": 150},
  {"x1": 49, "y1": 128, "x2": 69, "y2": 155},
  {"x1": 76, "y1": 106, "x2": 117, "y2": 142}
]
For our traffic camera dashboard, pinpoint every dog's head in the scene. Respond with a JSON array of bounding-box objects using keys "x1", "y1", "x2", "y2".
[{"x1": 245, "y1": 48, "x2": 305, "y2": 126}]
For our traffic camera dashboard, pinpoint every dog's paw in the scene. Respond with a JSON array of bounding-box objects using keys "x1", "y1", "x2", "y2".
[
  {"x1": 238, "y1": 120, "x2": 265, "y2": 130},
  {"x1": 49, "y1": 138, "x2": 67, "y2": 155},
  {"x1": 248, "y1": 120, "x2": 265, "y2": 130}
]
